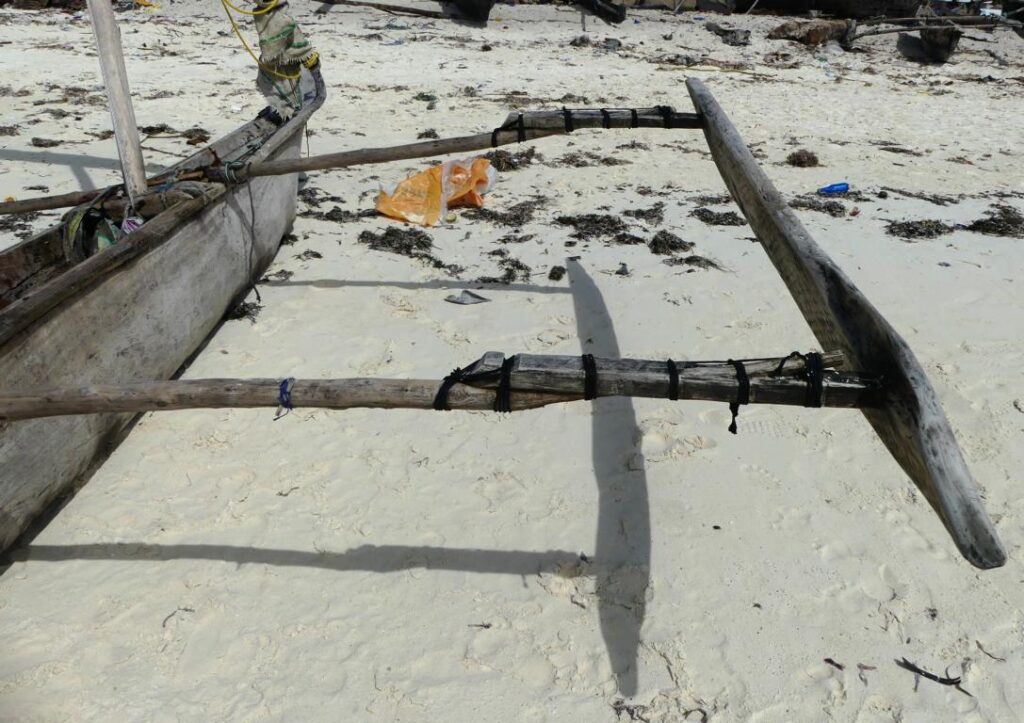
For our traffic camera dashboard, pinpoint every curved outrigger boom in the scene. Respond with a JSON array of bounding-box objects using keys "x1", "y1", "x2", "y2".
[{"x1": 686, "y1": 78, "x2": 1005, "y2": 570}]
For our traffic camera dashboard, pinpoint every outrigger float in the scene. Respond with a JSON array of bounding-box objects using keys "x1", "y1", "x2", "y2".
[{"x1": 0, "y1": 11, "x2": 1004, "y2": 569}]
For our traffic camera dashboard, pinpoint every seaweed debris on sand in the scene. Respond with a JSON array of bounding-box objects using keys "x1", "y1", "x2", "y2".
[
  {"x1": 463, "y1": 199, "x2": 544, "y2": 227},
  {"x1": 691, "y1": 207, "x2": 747, "y2": 226},
  {"x1": 966, "y1": 205, "x2": 1024, "y2": 238},
  {"x1": 358, "y1": 227, "x2": 463, "y2": 275},
  {"x1": 786, "y1": 149, "x2": 820, "y2": 167},
  {"x1": 791, "y1": 196, "x2": 846, "y2": 218},
  {"x1": 478, "y1": 252, "x2": 532, "y2": 284},
  {"x1": 485, "y1": 147, "x2": 541, "y2": 172},
  {"x1": 649, "y1": 230, "x2": 694, "y2": 255},
  {"x1": 556, "y1": 213, "x2": 628, "y2": 240},
  {"x1": 664, "y1": 255, "x2": 724, "y2": 271},
  {"x1": 886, "y1": 219, "x2": 955, "y2": 240},
  {"x1": 624, "y1": 202, "x2": 665, "y2": 225}
]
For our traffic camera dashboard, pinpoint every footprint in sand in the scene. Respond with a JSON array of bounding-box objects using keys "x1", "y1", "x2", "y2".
[
  {"x1": 379, "y1": 291, "x2": 418, "y2": 317},
  {"x1": 354, "y1": 340, "x2": 395, "y2": 375},
  {"x1": 430, "y1": 321, "x2": 471, "y2": 347},
  {"x1": 857, "y1": 695, "x2": 904, "y2": 723},
  {"x1": 525, "y1": 328, "x2": 572, "y2": 351},
  {"x1": 740, "y1": 463, "x2": 782, "y2": 488}
]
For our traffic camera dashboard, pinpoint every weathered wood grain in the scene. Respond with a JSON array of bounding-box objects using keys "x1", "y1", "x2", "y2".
[
  {"x1": 687, "y1": 78, "x2": 1005, "y2": 569},
  {"x1": 0, "y1": 351, "x2": 876, "y2": 420},
  {"x1": 240, "y1": 107, "x2": 701, "y2": 180},
  {"x1": 0, "y1": 80, "x2": 326, "y2": 553},
  {"x1": 85, "y1": 0, "x2": 148, "y2": 205}
]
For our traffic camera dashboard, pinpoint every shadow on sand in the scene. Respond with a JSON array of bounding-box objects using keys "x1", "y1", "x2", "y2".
[
  {"x1": 4, "y1": 262, "x2": 650, "y2": 696},
  {"x1": 567, "y1": 259, "x2": 651, "y2": 696}
]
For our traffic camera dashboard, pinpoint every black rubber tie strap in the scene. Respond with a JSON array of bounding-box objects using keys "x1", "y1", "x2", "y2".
[
  {"x1": 630, "y1": 108, "x2": 639, "y2": 128},
  {"x1": 494, "y1": 356, "x2": 515, "y2": 413},
  {"x1": 562, "y1": 108, "x2": 574, "y2": 134},
  {"x1": 601, "y1": 109, "x2": 612, "y2": 129},
  {"x1": 666, "y1": 359, "x2": 680, "y2": 401},
  {"x1": 772, "y1": 351, "x2": 804, "y2": 377},
  {"x1": 657, "y1": 105, "x2": 673, "y2": 129},
  {"x1": 726, "y1": 359, "x2": 749, "y2": 435},
  {"x1": 433, "y1": 367, "x2": 465, "y2": 411},
  {"x1": 803, "y1": 352, "x2": 824, "y2": 408},
  {"x1": 582, "y1": 353, "x2": 598, "y2": 401},
  {"x1": 492, "y1": 114, "x2": 524, "y2": 147}
]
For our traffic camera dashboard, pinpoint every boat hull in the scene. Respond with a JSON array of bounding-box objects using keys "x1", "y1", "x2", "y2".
[{"x1": 0, "y1": 130, "x2": 302, "y2": 551}]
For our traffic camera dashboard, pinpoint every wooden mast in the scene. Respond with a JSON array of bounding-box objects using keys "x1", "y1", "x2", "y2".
[{"x1": 85, "y1": 0, "x2": 148, "y2": 208}]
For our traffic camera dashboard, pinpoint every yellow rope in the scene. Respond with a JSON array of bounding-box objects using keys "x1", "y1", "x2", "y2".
[
  {"x1": 221, "y1": 0, "x2": 279, "y2": 16},
  {"x1": 220, "y1": 0, "x2": 301, "y2": 80}
]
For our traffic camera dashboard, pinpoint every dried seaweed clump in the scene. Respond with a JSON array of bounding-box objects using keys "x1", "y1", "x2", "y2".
[
  {"x1": 790, "y1": 196, "x2": 846, "y2": 218},
  {"x1": 786, "y1": 149, "x2": 820, "y2": 167},
  {"x1": 485, "y1": 147, "x2": 540, "y2": 172},
  {"x1": 624, "y1": 202, "x2": 665, "y2": 225},
  {"x1": 648, "y1": 230, "x2": 694, "y2": 255},
  {"x1": 691, "y1": 208, "x2": 746, "y2": 227},
  {"x1": 464, "y1": 199, "x2": 543, "y2": 227},
  {"x1": 966, "y1": 205, "x2": 1024, "y2": 238},
  {"x1": 885, "y1": 219, "x2": 954, "y2": 240},
  {"x1": 358, "y1": 227, "x2": 462, "y2": 275},
  {"x1": 555, "y1": 213, "x2": 628, "y2": 240}
]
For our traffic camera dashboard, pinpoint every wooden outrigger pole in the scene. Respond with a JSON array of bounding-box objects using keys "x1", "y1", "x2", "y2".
[
  {"x1": 0, "y1": 109, "x2": 699, "y2": 216},
  {"x1": 0, "y1": 351, "x2": 868, "y2": 419},
  {"x1": 85, "y1": 0, "x2": 148, "y2": 208},
  {"x1": 686, "y1": 78, "x2": 1005, "y2": 570}
]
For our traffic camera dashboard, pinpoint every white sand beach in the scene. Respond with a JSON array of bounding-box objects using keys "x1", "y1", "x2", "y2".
[{"x1": 1, "y1": 2, "x2": 1023, "y2": 720}]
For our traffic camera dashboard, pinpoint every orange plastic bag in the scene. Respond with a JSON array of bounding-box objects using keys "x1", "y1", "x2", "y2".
[{"x1": 376, "y1": 157, "x2": 496, "y2": 226}]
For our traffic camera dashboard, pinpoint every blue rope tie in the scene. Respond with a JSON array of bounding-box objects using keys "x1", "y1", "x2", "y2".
[{"x1": 274, "y1": 377, "x2": 295, "y2": 420}]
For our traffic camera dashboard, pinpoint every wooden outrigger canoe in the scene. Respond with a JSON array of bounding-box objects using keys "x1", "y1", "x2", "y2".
[
  {"x1": 0, "y1": 80, "x2": 1005, "y2": 570},
  {"x1": 686, "y1": 78, "x2": 1005, "y2": 569},
  {"x1": 0, "y1": 75, "x2": 325, "y2": 552}
]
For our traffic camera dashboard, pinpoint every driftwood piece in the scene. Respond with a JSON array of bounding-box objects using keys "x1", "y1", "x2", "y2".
[
  {"x1": 238, "y1": 107, "x2": 701, "y2": 180},
  {"x1": 768, "y1": 18, "x2": 855, "y2": 46},
  {"x1": 0, "y1": 351, "x2": 877, "y2": 421},
  {"x1": 318, "y1": 0, "x2": 453, "y2": 18},
  {"x1": 686, "y1": 78, "x2": 1005, "y2": 570},
  {"x1": 85, "y1": 0, "x2": 148, "y2": 206}
]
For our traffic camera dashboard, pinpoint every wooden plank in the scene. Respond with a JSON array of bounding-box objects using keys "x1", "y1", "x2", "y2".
[
  {"x1": 85, "y1": 0, "x2": 148, "y2": 206},
  {"x1": 0, "y1": 351, "x2": 877, "y2": 420},
  {"x1": 0, "y1": 228, "x2": 65, "y2": 306},
  {"x1": 686, "y1": 78, "x2": 1005, "y2": 569}
]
